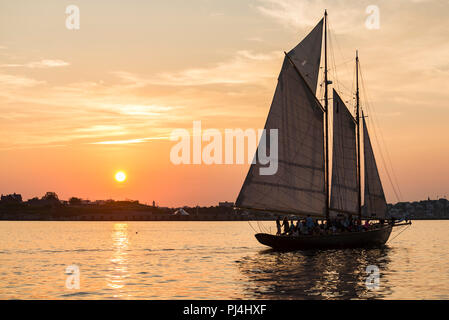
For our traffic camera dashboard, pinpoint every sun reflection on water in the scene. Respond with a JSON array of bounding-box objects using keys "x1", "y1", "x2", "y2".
[{"x1": 106, "y1": 223, "x2": 130, "y2": 298}]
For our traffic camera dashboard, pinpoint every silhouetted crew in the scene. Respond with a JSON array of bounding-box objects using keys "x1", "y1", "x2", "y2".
[
  {"x1": 282, "y1": 217, "x2": 290, "y2": 235},
  {"x1": 276, "y1": 216, "x2": 281, "y2": 235}
]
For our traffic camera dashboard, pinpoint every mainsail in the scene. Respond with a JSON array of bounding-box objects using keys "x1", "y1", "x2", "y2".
[
  {"x1": 235, "y1": 21, "x2": 326, "y2": 217},
  {"x1": 330, "y1": 90, "x2": 358, "y2": 215},
  {"x1": 362, "y1": 114, "x2": 387, "y2": 218}
]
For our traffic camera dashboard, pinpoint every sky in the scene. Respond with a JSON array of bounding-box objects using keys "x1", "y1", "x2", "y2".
[{"x1": 0, "y1": 0, "x2": 448, "y2": 207}]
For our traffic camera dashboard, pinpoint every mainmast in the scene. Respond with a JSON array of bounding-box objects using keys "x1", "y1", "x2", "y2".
[
  {"x1": 356, "y1": 51, "x2": 362, "y2": 220},
  {"x1": 324, "y1": 10, "x2": 330, "y2": 220}
]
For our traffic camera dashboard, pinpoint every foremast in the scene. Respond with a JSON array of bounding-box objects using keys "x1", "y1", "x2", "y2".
[
  {"x1": 356, "y1": 51, "x2": 362, "y2": 221},
  {"x1": 324, "y1": 10, "x2": 330, "y2": 221}
]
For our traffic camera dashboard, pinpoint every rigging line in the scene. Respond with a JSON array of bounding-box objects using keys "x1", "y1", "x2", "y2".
[
  {"x1": 359, "y1": 63, "x2": 401, "y2": 201},
  {"x1": 258, "y1": 220, "x2": 268, "y2": 234},
  {"x1": 328, "y1": 21, "x2": 340, "y2": 95},
  {"x1": 352, "y1": 59, "x2": 357, "y2": 114},
  {"x1": 328, "y1": 17, "x2": 356, "y2": 111},
  {"x1": 359, "y1": 72, "x2": 404, "y2": 202},
  {"x1": 359, "y1": 63, "x2": 403, "y2": 202},
  {"x1": 328, "y1": 17, "x2": 352, "y2": 78},
  {"x1": 387, "y1": 224, "x2": 411, "y2": 243},
  {"x1": 328, "y1": 18, "x2": 350, "y2": 105},
  {"x1": 363, "y1": 95, "x2": 401, "y2": 205},
  {"x1": 256, "y1": 220, "x2": 262, "y2": 233},
  {"x1": 333, "y1": 82, "x2": 354, "y2": 104},
  {"x1": 327, "y1": 58, "x2": 354, "y2": 69},
  {"x1": 247, "y1": 220, "x2": 258, "y2": 234}
]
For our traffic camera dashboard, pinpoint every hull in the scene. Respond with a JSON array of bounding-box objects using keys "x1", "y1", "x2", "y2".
[{"x1": 255, "y1": 225, "x2": 393, "y2": 250}]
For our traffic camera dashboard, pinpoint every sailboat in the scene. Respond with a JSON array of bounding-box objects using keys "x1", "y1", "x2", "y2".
[{"x1": 235, "y1": 11, "x2": 410, "y2": 250}]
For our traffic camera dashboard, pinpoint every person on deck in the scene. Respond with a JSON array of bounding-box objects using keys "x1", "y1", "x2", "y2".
[
  {"x1": 305, "y1": 215, "x2": 314, "y2": 231},
  {"x1": 363, "y1": 220, "x2": 371, "y2": 231},
  {"x1": 355, "y1": 219, "x2": 363, "y2": 232},
  {"x1": 276, "y1": 216, "x2": 281, "y2": 235},
  {"x1": 288, "y1": 220, "x2": 296, "y2": 235},
  {"x1": 282, "y1": 217, "x2": 290, "y2": 235},
  {"x1": 298, "y1": 220, "x2": 306, "y2": 234},
  {"x1": 342, "y1": 216, "x2": 350, "y2": 231},
  {"x1": 290, "y1": 221, "x2": 299, "y2": 237}
]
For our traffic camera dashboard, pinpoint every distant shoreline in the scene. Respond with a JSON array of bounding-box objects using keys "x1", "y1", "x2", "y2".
[
  {"x1": 1, "y1": 194, "x2": 448, "y2": 221},
  {"x1": 0, "y1": 217, "x2": 447, "y2": 222}
]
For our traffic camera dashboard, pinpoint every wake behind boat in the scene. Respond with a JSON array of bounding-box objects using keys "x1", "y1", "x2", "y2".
[{"x1": 234, "y1": 11, "x2": 410, "y2": 250}]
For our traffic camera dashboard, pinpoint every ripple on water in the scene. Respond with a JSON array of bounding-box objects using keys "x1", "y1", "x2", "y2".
[{"x1": 0, "y1": 221, "x2": 449, "y2": 299}]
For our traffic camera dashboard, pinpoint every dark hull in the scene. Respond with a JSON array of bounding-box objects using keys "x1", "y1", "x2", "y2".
[{"x1": 255, "y1": 225, "x2": 393, "y2": 250}]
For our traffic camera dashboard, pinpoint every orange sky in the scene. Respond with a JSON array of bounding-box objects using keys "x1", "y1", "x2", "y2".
[{"x1": 1, "y1": 0, "x2": 448, "y2": 206}]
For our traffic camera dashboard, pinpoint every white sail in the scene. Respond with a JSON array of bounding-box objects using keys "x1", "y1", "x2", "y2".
[
  {"x1": 330, "y1": 90, "x2": 358, "y2": 215},
  {"x1": 287, "y1": 18, "x2": 324, "y2": 93},
  {"x1": 235, "y1": 57, "x2": 326, "y2": 217},
  {"x1": 362, "y1": 115, "x2": 387, "y2": 218}
]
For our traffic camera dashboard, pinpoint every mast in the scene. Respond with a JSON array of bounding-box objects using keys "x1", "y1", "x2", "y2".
[
  {"x1": 324, "y1": 10, "x2": 330, "y2": 220},
  {"x1": 356, "y1": 50, "x2": 362, "y2": 220}
]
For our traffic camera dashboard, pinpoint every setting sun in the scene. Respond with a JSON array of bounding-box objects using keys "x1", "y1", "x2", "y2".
[{"x1": 115, "y1": 171, "x2": 127, "y2": 183}]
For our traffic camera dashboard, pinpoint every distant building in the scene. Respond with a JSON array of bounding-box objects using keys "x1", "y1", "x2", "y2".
[
  {"x1": 0, "y1": 193, "x2": 22, "y2": 204},
  {"x1": 69, "y1": 197, "x2": 82, "y2": 205},
  {"x1": 219, "y1": 201, "x2": 234, "y2": 208},
  {"x1": 173, "y1": 208, "x2": 190, "y2": 216},
  {"x1": 388, "y1": 198, "x2": 449, "y2": 219}
]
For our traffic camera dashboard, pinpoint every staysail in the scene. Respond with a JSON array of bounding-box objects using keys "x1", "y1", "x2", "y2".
[
  {"x1": 235, "y1": 21, "x2": 326, "y2": 217},
  {"x1": 330, "y1": 90, "x2": 358, "y2": 215},
  {"x1": 362, "y1": 114, "x2": 387, "y2": 218},
  {"x1": 287, "y1": 18, "x2": 324, "y2": 93}
]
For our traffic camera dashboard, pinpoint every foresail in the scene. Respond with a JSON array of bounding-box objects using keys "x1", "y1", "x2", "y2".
[
  {"x1": 235, "y1": 57, "x2": 326, "y2": 217},
  {"x1": 287, "y1": 18, "x2": 324, "y2": 94},
  {"x1": 330, "y1": 90, "x2": 358, "y2": 216},
  {"x1": 363, "y1": 115, "x2": 387, "y2": 218}
]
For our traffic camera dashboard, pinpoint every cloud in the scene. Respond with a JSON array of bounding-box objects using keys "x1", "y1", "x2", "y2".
[
  {"x1": 74, "y1": 125, "x2": 125, "y2": 133},
  {"x1": 1, "y1": 59, "x2": 70, "y2": 69},
  {"x1": 113, "y1": 50, "x2": 281, "y2": 87},
  {"x1": 90, "y1": 136, "x2": 169, "y2": 145},
  {"x1": 256, "y1": 0, "x2": 362, "y2": 31},
  {"x1": 0, "y1": 73, "x2": 44, "y2": 87},
  {"x1": 116, "y1": 104, "x2": 177, "y2": 116}
]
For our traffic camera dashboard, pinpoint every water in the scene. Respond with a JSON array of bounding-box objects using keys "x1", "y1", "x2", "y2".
[{"x1": 0, "y1": 220, "x2": 448, "y2": 299}]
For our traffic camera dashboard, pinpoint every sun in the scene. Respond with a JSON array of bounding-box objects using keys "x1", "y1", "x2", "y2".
[{"x1": 115, "y1": 171, "x2": 127, "y2": 182}]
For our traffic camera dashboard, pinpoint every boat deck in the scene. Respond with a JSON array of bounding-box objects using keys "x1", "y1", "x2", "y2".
[{"x1": 255, "y1": 225, "x2": 394, "y2": 250}]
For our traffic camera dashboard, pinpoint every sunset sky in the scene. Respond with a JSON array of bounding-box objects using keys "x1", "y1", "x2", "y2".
[{"x1": 1, "y1": 0, "x2": 448, "y2": 207}]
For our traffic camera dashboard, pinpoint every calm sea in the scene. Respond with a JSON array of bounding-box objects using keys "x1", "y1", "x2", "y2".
[{"x1": 0, "y1": 220, "x2": 448, "y2": 299}]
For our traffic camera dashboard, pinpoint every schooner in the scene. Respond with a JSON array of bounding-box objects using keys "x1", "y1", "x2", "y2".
[{"x1": 235, "y1": 11, "x2": 410, "y2": 250}]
